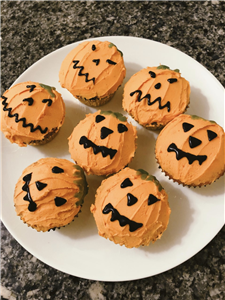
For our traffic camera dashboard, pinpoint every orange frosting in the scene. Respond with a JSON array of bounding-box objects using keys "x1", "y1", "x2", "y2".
[
  {"x1": 1, "y1": 81, "x2": 65, "y2": 147},
  {"x1": 91, "y1": 167, "x2": 171, "y2": 248},
  {"x1": 14, "y1": 158, "x2": 88, "y2": 232},
  {"x1": 68, "y1": 110, "x2": 137, "y2": 176},
  {"x1": 155, "y1": 114, "x2": 225, "y2": 186},
  {"x1": 59, "y1": 40, "x2": 126, "y2": 99},
  {"x1": 122, "y1": 66, "x2": 190, "y2": 128}
]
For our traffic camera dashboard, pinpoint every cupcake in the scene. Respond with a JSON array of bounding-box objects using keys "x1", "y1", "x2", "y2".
[
  {"x1": 1, "y1": 81, "x2": 65, "y2": 147},
  {"x1": 68, "y1": 110, "x2": 137, "y2": 176},
  {"x1": 155, "y1": 114, "x2": 225, "y2": 187},
  {"x1": 14, "y1": 158, "x2": 88, "y2": 232},
  {"x1": 122, "y1": 65, "x2": 190, "y2": 130},
  {"x1": 91, "y1": 167, "x2": 171, "y2": 248},
  {"x1": 59, "y1": 40, "x2": 126, "y2": 107}
]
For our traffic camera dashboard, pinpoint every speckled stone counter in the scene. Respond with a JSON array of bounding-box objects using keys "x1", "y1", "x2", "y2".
[{"x1": 1, "y1": 1, "x2": 225, "y2": 299}]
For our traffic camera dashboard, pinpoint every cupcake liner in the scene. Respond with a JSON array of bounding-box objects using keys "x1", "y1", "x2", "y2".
[
  {"x1": 76, "y1": 91, "x2": 116, "y2": 107},
  {"x1": 29, "y1": 127, "x2": 60, "y2": 146},
  {"x1": 155, "y1": 155, "x2": 225, "y2": 188},
  {"x1": 17, "y1": 204, "x2": 83, "y2": 233}
]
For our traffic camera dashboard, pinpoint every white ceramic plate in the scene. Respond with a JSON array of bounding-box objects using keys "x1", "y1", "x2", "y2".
[{"x1": 1, "y1": 36, "x2": 224, "y2": 282}]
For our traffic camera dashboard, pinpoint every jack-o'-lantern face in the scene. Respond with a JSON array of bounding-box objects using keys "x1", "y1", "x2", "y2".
[
  {"x1": 1, "y1": 82, "x2": 65, "y2": 143},
  {"x1": 155, "y1": 114, "x2": 225, "y2": 186},
  {"x1": 91, "y1": 167, "x2": 170, "y2": 247},
  {"x1": 59, "y1": 40, "x2": 126, "y2": 102},
  {"x1": 14, "y1": 158, "x2": 88, "y2": 231},
  {"x1": 102, "y1": 171, "x2": 163, "y2": 233},
  {"x1": 123, "y1": 65, "x2": 190, "y2": 128},
  {"x1": 68, "y1": 110, "x2": 137, "y2": 175},
  {"x1": 20, "y1": 161, "x2": 86, "y2": 212}
]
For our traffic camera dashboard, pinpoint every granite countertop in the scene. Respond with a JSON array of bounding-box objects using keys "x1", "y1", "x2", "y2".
[{"x1": 1, "y1": 1, "x2": 224, "y2": 299}]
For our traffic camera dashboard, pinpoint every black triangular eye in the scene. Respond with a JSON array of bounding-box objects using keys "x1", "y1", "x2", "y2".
[
  {"x1": 26, "y1": 85, "x2": 36, "y2": 92},
  {"x1": 95, "y1": 115, "x2": 105, "y2": 123},
  {"x1": 127, "y1": 193, "x2": 138, "y2": 206},
  {"x1": 23, "y1": 97, "x2": 34, "y2": 106},
  {"x1": 182, "y1": 122, "x2": 194, "y2": 132},
  {"x1": 154, "y1": 83, "x2": 161, "y2": 89},
  {"x1": 52, "y1": 166, "x2": 64, "y2": 173},
  {"x1": 35, "y1": 181, "x2": 47, "y2": 191},
  {"x1": 118, "y1": 123, "x2": 128, "y2": 133},
  {"x1": 93, "y1": 59, "x2": 100, "y2": 66},
  {"x1": 106, "y1": 59, "x2": 117, "y2": 65},
  {"x1": 167, "y1": 78, "x2": 177, "y2": 84},
  {"x1": 100, "y1": 127, "x2": 114, "y2": 139},
  {"x1": 149, "y1": 71, "x2": 156, "y2": 78},
  {"x1": 189, "y1": 136, "x2": 202, "y2": 148},
  {"x1": 54, "y1": 197, "x2": 67, "y2": 207},
  {"x1": 42, "y1": 99, "x2": 52, "y2": 106},
  {"x1": 148, "y1": 194, "x2": 160, "y2": 206},
  {"x1": 121, "y1": 178, "x2": 133, "y2": 188},
  {"x1": 207, "y1": 130, "x2": 217, "y2": 141}
]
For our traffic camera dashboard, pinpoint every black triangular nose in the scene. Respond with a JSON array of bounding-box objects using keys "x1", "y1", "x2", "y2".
[
  {"x1": 100, "y1": 127, "x2": 114, "y2": 139},
  {"x1": 189, "y1": 136, "x2": 202, "y2": 148}
]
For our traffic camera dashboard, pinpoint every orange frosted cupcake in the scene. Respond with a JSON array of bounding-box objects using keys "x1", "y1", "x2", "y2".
[
  {"x1": 59, "y1": 40, "x2": 126, "y2": 107},
  {"x1": 91, "y1": 167, "x2": 171, "y2": 248},
  {"x1": 14, "y1": 158, "x2": 88, "y2": 232},
  {"x1": 122, "y1": 65, "x2": 190, "y2": 129},
  {"x1": 1, "y1": 81, "x2": 65, "y2": 147},
  {"x1": 68, "y1": 110, "x2": 137, "y2": 176},
  {"x1": 155, "y1": 114, "x2": 225, "y2": 187}
]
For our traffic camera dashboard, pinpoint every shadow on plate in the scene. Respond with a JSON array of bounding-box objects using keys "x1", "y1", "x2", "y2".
[
  {"x1": 57, "y1": 174, "x2": 104, "y2": 239},
  {"x1": 140, "y1": 180, "x2": 194, "y2": 254},
  {"x1": 187, "y1": 86, "x2": 210, "y2": 119},
  {"x1": 190, "y1": 175, "x2": 225, "y2": 197}
]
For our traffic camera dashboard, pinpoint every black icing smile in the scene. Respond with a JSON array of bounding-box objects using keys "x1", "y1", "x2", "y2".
[
  {"x1": 1, "y1": 96, "x2": 48, "y2": 134},
  {"x1": 102, "y1": 203, "x2": 143, "y2": 232},
  {"x1": 130, "y1": 90, "x2": 171, "y2": 112},
  {"x1": 79, "y1": 136, "x2": 117, "y2": 159},
  {"x1": 167, "y1": 143, "x2": 207, "y2": 165}
]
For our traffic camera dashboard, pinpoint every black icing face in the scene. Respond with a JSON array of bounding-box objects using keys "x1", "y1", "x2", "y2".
[
  {"x1": 22, "y1": 166, "x2": 67, "y2": 212},
  {"x1": 130, "y1": 70, "x2": 180, "y2": 113},
  {"x1": 102, "y1": 176, "x2": 161, "y2": 233},
  {"x1": 1, "y1": 84, "x2": 56, "y2": 134},
  {"x1": 167, "y1": 120, "x2": 218, "y2": 165},
  {"x1": 72, "y1": 43, "x2": 117, "y2": 89},
  {"x1": 79, "y1": 113, "x2": 129, "y2": 160}
]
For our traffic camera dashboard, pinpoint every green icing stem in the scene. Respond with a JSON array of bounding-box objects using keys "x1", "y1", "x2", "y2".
[
  {"x1": 39, "y1": 83, "x2": 56, "y2": 98},
  {"x1": 190, "y1": 115, "x2": 217, "y2": 124},
  {"x1": 157, "y1": 65, "x2": 180, "y2": 73},
  {"x1": 136, "y1": 169, "x2": 163, "y2": 191},
  {"x1": 100, "y1": 110, "x2": 127, "y2": 122},
  {"x1": 108, "y1": 42, "x2": 123, "y2": 57},
  {"x1": 73, "y1": 165, "x2": 89, "y2": 207}
]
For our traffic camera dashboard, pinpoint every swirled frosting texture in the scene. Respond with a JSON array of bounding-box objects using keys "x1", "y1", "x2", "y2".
[
  {"x1": 91, "y1": 167, "x2": 171, "y2": 248},
  {"x1": 14, "y1": 158, "x2": 88, "y2": 232},
  {"x1": 155, "y1": 114, "x2": 225, "y2": 186},
  {"x1": 68, "y1": 110, "x2": 137, "y2": 176},
  {"x1": 1, "y1": 81, "x2": 65, "y2": 147},
  {"x1": 59, "y1": 40, "x2": 126, "y2": 99},
  {"x1": 122, "y1": 67, "x2": 190, "y2": 128}
]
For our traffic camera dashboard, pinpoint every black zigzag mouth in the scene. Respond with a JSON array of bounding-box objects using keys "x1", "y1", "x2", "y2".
[
  {"x1": 79, "y1": 136, "x2": 117, "y2": 159},
  {"x1": 1, "y1": 96, "x2": 48, "y2": 134},
  {"x1": 130, "y1": 90, "x2": 170, "y2": 112},
  {"x1": 102, "y1": 203, "x2": 143, "y2": 232},
  {"x1": 73, "y1": 60, "x2": 95, "y2": 84},
  {"x1": 167, "y1": 143, "x2": 207, "y2": 165}
]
